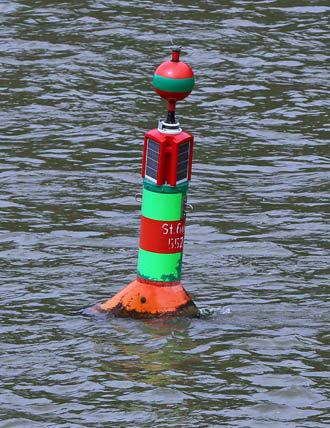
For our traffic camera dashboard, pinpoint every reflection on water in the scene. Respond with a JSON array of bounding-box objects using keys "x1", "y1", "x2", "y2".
[{"x1": 1, "y1": 0, "x2": 330, "y2": 426}]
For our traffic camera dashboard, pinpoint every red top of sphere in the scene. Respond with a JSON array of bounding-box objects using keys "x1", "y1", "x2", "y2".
[{"x1": 155, "y1": 59, "x2": 194, "y2": 81}]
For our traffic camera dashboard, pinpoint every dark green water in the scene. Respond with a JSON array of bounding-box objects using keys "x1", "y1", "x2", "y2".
[{"x1": 1, "y1": 0, "x2": 330, "y2": 427}]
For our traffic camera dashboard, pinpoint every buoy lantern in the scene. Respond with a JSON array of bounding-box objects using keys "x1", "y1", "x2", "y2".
[{"x1": 89, "y1": 47, "x2": 198, "y2": 319}]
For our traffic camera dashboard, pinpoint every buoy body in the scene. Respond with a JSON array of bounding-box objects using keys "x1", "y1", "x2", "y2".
[
  {"x1": 91, "y1": 277, "x2": 197, "y2": 319},
  {"x1": 89, "y1": 48, "x2": 198, "y2": 319}
]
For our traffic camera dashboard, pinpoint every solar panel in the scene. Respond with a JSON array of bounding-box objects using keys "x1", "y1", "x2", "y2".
[
  {"x1": 145, "y1": 139, "x2": 159, "y2": 182},
  {"x1": 177, "y1": 141, "x2": 190, "y2": 183}
]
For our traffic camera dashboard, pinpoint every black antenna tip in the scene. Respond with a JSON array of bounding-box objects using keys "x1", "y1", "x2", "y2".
[{"x1": 171, "y1": 46, "x2": 182, "y2": 52}]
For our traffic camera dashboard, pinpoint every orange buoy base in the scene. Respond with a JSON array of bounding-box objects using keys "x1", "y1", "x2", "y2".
[{"x1": 89, "y1": 276, "x2": 198, "y2": 319}]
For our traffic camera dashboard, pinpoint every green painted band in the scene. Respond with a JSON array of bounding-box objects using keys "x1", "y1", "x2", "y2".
[
  {"x1": 141, "y1": 188, "x2": 182, "y2": 221},
  {"x1": 137, "y1": 248, "x2": 182, "y2": 281},
  {"x1": 153, "y1": 74, "x2": 195, "y2": 93},
  {"x1": 143, "y1": 179, "x2": 188, "y2": 194}
]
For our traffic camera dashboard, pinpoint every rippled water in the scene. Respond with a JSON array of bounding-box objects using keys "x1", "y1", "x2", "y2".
[{"x1": 1, "y1": 0, "x2": 330, "y2": 426}]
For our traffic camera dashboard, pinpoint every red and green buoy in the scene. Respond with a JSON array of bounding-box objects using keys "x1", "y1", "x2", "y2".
[{"x1": 90, "y1": 48, "x2": 198, "y2": 318}]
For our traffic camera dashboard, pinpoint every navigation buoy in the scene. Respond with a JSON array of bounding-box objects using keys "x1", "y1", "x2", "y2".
[{"x1": 90, "y1": 47, "x2": 198, "y2": 318}]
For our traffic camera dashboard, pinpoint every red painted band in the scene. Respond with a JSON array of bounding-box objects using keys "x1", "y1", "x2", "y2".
[
  {"x1": 171, "y1": 51, "x2": 180, "y2": 62},
  {"x1": 168, "y1": 100, "x2": 176, "y2": 111},
  {"x1": 136, "y1": 276, "x2": 181, "y2": 287},
  {"x1": 139, "y1": 216, "x2": 186, "y2": 254},
  {"x1": 154, "y1": 88, "x2": 192, "y2": 102}
]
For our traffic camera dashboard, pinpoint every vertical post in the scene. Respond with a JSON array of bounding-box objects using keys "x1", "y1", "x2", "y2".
[{"x1": 138, "y1": 183, "x2": 187, "y2": 282}]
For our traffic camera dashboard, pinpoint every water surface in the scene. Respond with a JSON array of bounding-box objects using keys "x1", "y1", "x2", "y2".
[{"x1": 1, "y1": 0, "x2": 330, "y2": 426}]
